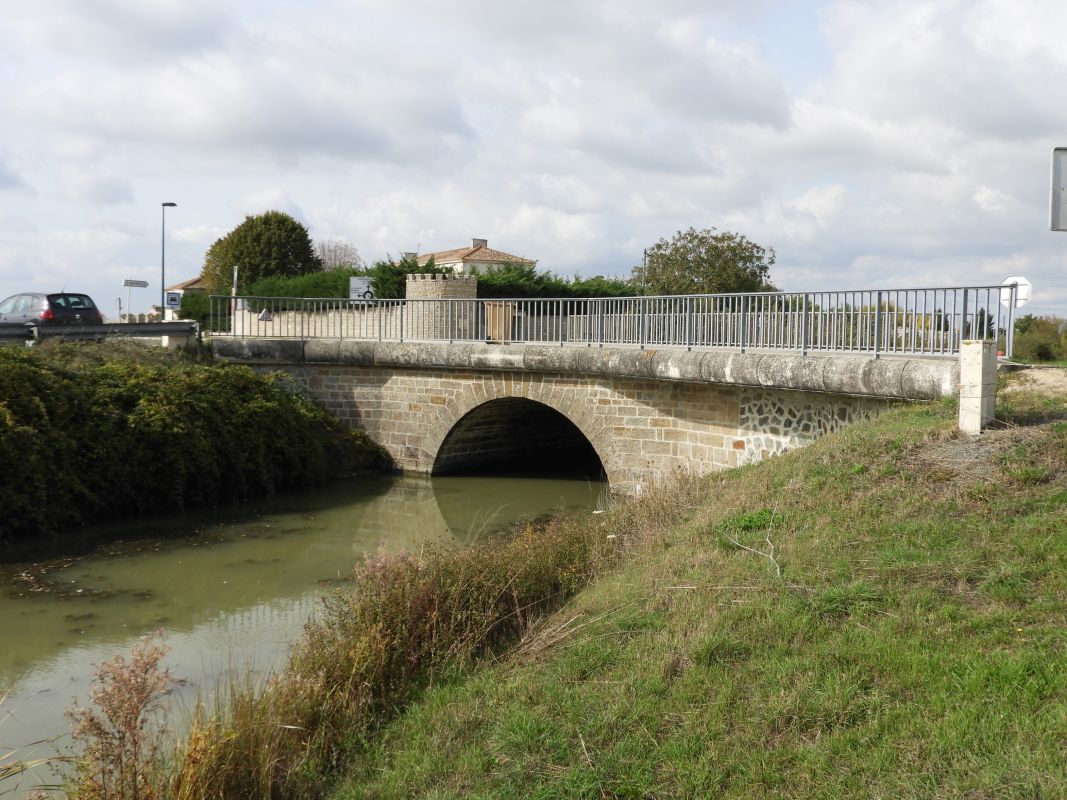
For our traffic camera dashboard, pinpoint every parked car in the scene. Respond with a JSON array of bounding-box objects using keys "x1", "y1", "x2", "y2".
[{"x1": 0, "y1": 292, "x2": 104, "y2": 326}]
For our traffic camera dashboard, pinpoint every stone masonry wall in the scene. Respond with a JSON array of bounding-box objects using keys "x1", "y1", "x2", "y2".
[
  {"x1": 404, "y1": 273, "x2": 479, "y2": 340},
  {"x1": 735, "y1": 390, "x2": 885, "y2": 466},
  {"x1": 277, "y1": 363, "x2": 889, "y2": 495}
]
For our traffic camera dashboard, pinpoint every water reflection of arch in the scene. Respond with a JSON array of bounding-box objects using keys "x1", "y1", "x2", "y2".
[
  {"x1": 425, "y1": 390, "x2": 612, "y2": 485},
  {"x1": 430, "y1": 473, "x2": 606, "y2": 544}
]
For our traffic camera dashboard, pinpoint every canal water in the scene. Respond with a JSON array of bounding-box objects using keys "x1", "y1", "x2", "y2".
[{"x1": 0, "y1": 472, "x2": 606, "y2": 789}]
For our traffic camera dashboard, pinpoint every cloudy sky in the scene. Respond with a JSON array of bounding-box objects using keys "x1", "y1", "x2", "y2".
[{"x1": 1, "y1": 0, "x2": 1065, "y2": 316}]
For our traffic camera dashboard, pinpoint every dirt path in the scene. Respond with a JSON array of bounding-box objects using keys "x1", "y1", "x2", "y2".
[
  {"x1": 1001, "y1": 365, "x2": 1067, "y2": 396},
  {"x1": 910, "y1": 366, "x2": 1067, "y2": 481}
]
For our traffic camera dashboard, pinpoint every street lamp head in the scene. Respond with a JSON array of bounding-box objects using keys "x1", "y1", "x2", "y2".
[{"x1": 162, "y1": 202, "x2": 177, "y2": 207}]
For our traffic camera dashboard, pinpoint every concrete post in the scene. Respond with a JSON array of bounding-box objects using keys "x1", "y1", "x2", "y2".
[{"x1": 959, "y1": 339, "x2": 997, "y2": 434}]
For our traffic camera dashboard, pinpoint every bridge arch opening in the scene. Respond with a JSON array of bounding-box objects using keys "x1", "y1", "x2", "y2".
[{"x1": 432, "y1": 398, "x2": 605, "y2": 480}]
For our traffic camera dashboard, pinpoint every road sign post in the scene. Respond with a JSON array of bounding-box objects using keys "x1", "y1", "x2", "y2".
[{"x1": 122, "y1": 278, "x2": 149, "y2": 322}]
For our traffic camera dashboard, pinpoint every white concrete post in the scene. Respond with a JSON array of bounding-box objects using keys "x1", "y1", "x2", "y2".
[{"x1": 959, "y1": 340, "x2": 997, "y2": 434}]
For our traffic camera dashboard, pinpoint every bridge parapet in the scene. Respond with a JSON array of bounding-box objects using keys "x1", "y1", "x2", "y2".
[{"x1": 215, "y1": 338, "x2": 958, "y2": 401}]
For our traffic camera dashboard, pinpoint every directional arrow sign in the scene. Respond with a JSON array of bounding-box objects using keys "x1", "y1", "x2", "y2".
[{"x1": 123, "y1": 279, "x2": 149, "y2": 288}]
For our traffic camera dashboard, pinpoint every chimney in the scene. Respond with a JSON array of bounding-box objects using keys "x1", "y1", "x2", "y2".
[{"x1": 471, "y1": 238, "x2": 487, "y2": 249}]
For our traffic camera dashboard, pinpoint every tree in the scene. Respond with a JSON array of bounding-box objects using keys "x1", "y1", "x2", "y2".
[
  {"x1": 200, "y1": 210, "x2": 321, "y2": 294},
  {"x1": 632, "y1": 227, "x2": 777, "y2": 295},
  {"x1": 367, "y1": 255, "x2": 450, "y2": 299},
  {"x1": 315, "y1": 237, "x2": 365, "y2": 271}
]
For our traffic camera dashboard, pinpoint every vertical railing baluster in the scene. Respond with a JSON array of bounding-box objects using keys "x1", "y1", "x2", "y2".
[{"x1": 873, "y1": 291, "x2": 882, "y2": 358}]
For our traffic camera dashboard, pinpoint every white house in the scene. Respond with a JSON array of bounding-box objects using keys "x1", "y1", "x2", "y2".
[{"x1": 416, "y1": 238, "x2": 535, "y2": 274}]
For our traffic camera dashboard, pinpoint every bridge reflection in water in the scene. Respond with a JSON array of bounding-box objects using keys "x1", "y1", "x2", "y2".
[{"x1": 0, "y1": 470, "x2": 605, "y2": 782}]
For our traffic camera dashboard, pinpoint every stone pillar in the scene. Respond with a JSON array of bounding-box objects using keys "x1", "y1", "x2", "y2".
[
  {"x1": 959, "y1": 339, "x2": 997, "y2": 434},
  {"x1": 404, "y1": 274, "x2": 478, "y2": 340}
]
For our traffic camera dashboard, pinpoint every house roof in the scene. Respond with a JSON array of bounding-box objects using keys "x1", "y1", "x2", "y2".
[
  {"x1": 165, "y1": 276, "x2": 208, "y2": 292},
  {"x1": 417, "y1": 243, "x2": 534, "y2": 267}
]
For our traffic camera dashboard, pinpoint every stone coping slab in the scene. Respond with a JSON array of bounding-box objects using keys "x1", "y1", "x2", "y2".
[{"x1": 212, "y1": 338, "x2": 960, "y2": 400}]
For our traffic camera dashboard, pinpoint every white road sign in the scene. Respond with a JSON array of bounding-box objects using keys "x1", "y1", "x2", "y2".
[
  {"x1": 349, "y1": 276, "x2": 374, "y2": 301},
  {"x1": 123, "y1": 279, "x2": 149, "y2": 288},
  {"x1": 1001, "y1": 276, "x2": 1032, "y2": 308}
]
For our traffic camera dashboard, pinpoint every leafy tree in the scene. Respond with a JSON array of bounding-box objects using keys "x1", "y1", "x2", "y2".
[
  {"x1": 632, "y1": 227, "x2": 777, "y2": 295},
  {"x1": 315, "y1": 238, "x2": 364, "y2": 271},
  {"x1": 200, "y1": 210, "x2": 321, "y2": 294},
  {"x1": 178, "y1": 291, "x2": 210, "y2": 324}
]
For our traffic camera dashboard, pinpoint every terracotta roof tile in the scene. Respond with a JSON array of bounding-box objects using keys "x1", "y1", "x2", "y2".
[
  {"x1": 417, "y1": 244, "x2": 534, "y2": 267},
  {"x1": 165, "y1": 276, "x2": 208, "y2": 291}
]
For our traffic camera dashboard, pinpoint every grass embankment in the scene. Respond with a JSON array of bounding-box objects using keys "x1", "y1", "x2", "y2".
[
  {"x1": 328, "y1": 375, "x2": 1067, "y2": 799},
  {"x1": 61, "y1": 371, "x2": 1066, "y2": 799},
  {"x1": 0, "y1": 341, "x2": 389, "y2": 544}
]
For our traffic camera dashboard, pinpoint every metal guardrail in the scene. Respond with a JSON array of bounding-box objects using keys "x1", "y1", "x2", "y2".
[
  {"x1": 0, "y1": 321, "x2": 199, "y2": 345},
  {"x1": 208, "y1": 284, "x2": 1020, "y2": 358}
]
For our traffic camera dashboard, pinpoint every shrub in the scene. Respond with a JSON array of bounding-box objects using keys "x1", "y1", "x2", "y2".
[
  {"x1": 474, "y1": 263, "x2": 637, "y2": 299},
  {"x1": 0, "y1": 343, "x2": 390, "y2": 543},
  {"x1": 177, "y1": 292, "x2": 210, "y2": 325},
  {"x1": 1013, "y1": 316, "x2": 1066, "y2": 362},
  {"x1": 245, "y1": 269, "x2": 364, "y2": 300}
]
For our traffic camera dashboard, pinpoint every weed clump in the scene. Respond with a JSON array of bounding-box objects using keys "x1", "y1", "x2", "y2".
[{"x1": 67, "y1": 633, "x2": 172, "y2": 800}]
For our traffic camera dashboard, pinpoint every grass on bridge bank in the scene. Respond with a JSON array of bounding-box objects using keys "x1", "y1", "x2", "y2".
[
  {"x1": 50, "y1": 369, "x2": 1066, "y2": 799},
  {"x1": 328, "y1": 372, "x2": 1067, "y2": 799}
]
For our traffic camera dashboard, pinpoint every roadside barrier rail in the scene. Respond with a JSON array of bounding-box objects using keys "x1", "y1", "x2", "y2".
[
  {"x1": 208, "y1": 284, "x2": 1020, "y2": 358},
  {"x1": 0, "y1": 321, "x2": 199, "y2": 344}
]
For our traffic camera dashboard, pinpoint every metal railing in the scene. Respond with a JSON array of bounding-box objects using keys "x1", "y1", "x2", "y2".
[
  {"x1": 208, "y1": 283, "x2": 1020, "y2": 358},
  {"x1": 0, "y1": 320, "x2": 199, "y2": 344}
]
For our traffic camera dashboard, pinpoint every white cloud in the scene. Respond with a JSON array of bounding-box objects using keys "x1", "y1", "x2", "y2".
[
  {"x1": 238, "y1": 190, "x2": 308, "y2": 225},
  {"x1": 63, "y1": 172, "x2": 133, "y2": 205},
  {"x1": 1, "y1": 0, "x2": 1066, "y2": 315},
  {"x1": 0, "y1": 158, "x2": 26, "y2": 191},
  {"x1": 973, "y1": 186, "x2": 1013, "y2": 213},
  {"x1": 5, "y1": 0, "x2": 237, "y2": 62}
]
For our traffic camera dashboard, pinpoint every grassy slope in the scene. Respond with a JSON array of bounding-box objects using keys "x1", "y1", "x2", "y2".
[{"x1": 334, "y1": 379, "x2": 1067, "y2": 799}]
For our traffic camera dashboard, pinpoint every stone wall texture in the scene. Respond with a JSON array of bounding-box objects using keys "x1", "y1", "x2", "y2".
[{"x1": 277, "y1": 363, "x2": 888, "y2": 494}]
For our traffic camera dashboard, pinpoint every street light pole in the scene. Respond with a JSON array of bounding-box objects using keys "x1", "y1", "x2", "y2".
[{"x1": 161, "y1": 202, "x2": 177, "y2": 319}]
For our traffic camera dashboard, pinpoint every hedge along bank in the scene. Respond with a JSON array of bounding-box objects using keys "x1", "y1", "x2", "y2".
[{"x1": 0, "y1": 342, "x2": 390, "y2": 544}]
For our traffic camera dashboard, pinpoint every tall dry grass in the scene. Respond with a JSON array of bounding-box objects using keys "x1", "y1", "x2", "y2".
[{"x1": 154, "y1": 477, "x2": 703, "y2": 800}]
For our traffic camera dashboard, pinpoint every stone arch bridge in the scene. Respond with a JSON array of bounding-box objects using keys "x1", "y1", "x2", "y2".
[{"x1": 213, "y1": 338, "x2": 963, "y2": 494}]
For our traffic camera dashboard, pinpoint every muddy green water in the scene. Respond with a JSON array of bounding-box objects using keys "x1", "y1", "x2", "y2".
[{"x1": 0, "y1": 473, "x2": 605, "y2": 789}]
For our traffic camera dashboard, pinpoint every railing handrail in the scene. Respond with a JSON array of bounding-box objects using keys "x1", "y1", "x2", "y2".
[
  {"x1": 210, "y1": 283, "x2": 1018, "y2": 305},
  {"x1": 207, "y1": 283, "x2": 1019, "y2": 359}
]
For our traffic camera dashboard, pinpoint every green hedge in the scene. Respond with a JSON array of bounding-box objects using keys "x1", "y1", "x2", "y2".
[
  {"x1": 0, "y1": 343, "x2": 391, "y2": 543},
  {"x1": 473, "y1": 263, "x2": 638, "y2": 299},
  {"x1": 246, "y1": 268, "x2": 364, "y2": 300},
  {"x1": 244, "y1": 261, "x2": 638, "y2": 302}
]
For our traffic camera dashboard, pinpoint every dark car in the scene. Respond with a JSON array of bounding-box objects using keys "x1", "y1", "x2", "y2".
[{"x1": 0, "y1": 292, "x2": 104, "y2": 326}]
